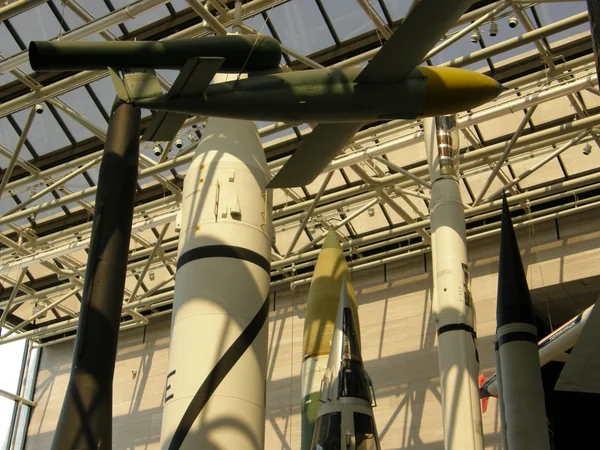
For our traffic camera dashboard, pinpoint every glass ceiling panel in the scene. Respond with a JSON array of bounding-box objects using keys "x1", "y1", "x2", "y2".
[
  {"x1": 52, "y1": 2, "x2": 88, "y2": 32},
  {"x1": 382, "y1": 196, "x2": 418, "y2": 225},
  {"x1": 46, "y1": 110, "x2": 94, "y2": 144},
  {"x1": 0, "y1": 23, "x2": 23, "y2": 56},
  {"x1": 463, "y1": 169, "x2": 507, "y2": 200},
  {"x1": 530, "y1": 95, "x2": 575, "y2": 127},
  {"x1": 561, "y1": 140, "x2": 600, "y2": 176},
  {"x1": 0, "y1": 153, "x2": 10, "y2": 170},
  {"x1": 351, "y1": 204, "x2": 387, "y2": 234},
  {"x1": 0, "y1": 197, "x2": 16, "y2": 216},
  {"x1": 76, "y1": 0, "x2": 112, "y2": 19},
  {"x1": 58, "y1": 88, "x2": 109, "y2": 136},
  {"x1": 267, "y1": 1, "x2": 334, "y2": 57},
  {"x1": 19, "y1": 105, "x2": 72, "y2": 156},
  {"x1": 384, "y1": 139, "x2": 427, "y2": 171},
  {"x1": 9, "y1": 5, "x2": 59, "y2": 45},
  {"x1": 476, "y1": 109, "x2": 531, "y2": 142},
  {"x1": 429, "y1": 26, "x2": 490, "y2": 72},
  {"x1": 303, "y1": 170, "x2": 347, "y2": 196},
  {"x1": 509, "y1": 154, "x2": 564, "y2": 189},
  {"x1": 383, "y1": 1, "x2": 411, "y2": 22},
  {"x1": 113, "y1": 0, "x2": 172, "y2": 32},
  {"x1": 170, "y1": 0, "x2": 190, "y2": 12},
  {"x1": 72, "y1": 0, "x2": 122, "y2": 39},
  {"x1": 578, "y1": 86, "x2": 600, "y2": 111},
  {"x1": 64, "y1": 173, "x2": 95, "y2": 193},
  {"x1": 485, "y1": 15, "x2": 538, "y2": 66},
  {"x1": 243, "y1": 14, "x2": 273, "y2": 36},
  {"x1": 321, "y1": 0, "x2": 377, "y2": 41},
  {"x1": 534, "y1": 2, "x2": 589, "y2": 44},
  {"x1": 0, "y1": 112, "x2": 38, "y2": 160},
  {"x1": 0, "y1": 71, "x2": 16, "y2": 86},
  {"x1": 0, "y1": 118, "x2": 20, "y2": 158},
  {"x1": 459, "y1": 178, "x2": 474, "y2": 203},
  {"x1": 88, "y1": 77, "x2": 120, "y2": 114}
]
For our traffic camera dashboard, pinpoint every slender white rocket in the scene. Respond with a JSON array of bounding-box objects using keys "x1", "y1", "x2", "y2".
[
  {"x1": 425, "y1": 116, "x2": 484, "y2": 450},
  {"x1": 160, "y1": 117, "x2": 272, "y2": 450}
]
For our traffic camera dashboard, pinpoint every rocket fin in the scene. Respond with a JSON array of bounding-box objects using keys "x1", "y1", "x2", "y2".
[
  {"x1": 108, "y1": 67, "x2": 130, "y2": 102},
  {"x1": 142, "y1": 110, "x2": 189, "y2": 142},
  {"x1": 267, "y1": 122, "x2": 363, "y2": 188},
  {"x1": 168, "y1": 57, "x2": 224, "y2": 97},
  {"x1": 479, "y1": 374, "x2": 489, "y2": 413},
  {"x1": 142, "y1": 57, "x2": 225, "y2": 142}
]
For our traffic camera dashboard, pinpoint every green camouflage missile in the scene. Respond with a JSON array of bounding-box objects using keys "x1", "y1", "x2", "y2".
[{"x1": 29, "y1": 34, "x2": 281, "y2": 72}]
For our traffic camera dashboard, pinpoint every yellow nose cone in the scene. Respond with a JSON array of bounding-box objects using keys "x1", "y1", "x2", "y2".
[
  {"x1": 303, "y1": 229, "x2": 360, "y2": 359},
  {"x1": 418, "y1": 66, "x2": 504, "y2": 116}
]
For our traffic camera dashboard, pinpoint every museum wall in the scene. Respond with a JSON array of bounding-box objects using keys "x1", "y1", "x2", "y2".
[{"x1": 24, "y1": 208, "x2": 600, "y2": 450}]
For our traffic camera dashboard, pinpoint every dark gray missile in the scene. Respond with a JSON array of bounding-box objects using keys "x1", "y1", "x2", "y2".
[
  {"x1": 496, "y1": 194, "x2": 550, "y2": 450},
  {"x1": 29, "y1": 35, "x2": 282, "y2": 72}
]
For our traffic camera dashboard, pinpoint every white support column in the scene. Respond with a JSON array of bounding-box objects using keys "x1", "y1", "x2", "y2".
[{"x1": 425, "y1": 116, "x2": 484, "y2": 450}]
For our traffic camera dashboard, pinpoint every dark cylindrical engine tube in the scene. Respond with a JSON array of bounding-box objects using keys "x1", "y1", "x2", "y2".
[
  {"x1": 51, "y1": 100, "x2": 141, "y2": 450},
  {"x1": 29, "y1": 35, "x2": 282, "y2": 72}
]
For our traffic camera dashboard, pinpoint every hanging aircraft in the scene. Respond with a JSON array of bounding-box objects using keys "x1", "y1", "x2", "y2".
[{"x1": 30, "y1": 0, "x2": 504, "y2": 188}]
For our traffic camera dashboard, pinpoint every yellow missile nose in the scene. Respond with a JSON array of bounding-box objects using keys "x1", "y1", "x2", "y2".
[
  {"x1": 418, "y1": 66, "x2": 503, "y2": 116},
  {"x1": 302, "y1": 229, "x2": 360, "y2": 359}
]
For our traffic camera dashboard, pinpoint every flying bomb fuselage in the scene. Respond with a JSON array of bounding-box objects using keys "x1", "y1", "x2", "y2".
[{"x1": 134, "y1": 66, "x2": 502, "y2": 123}]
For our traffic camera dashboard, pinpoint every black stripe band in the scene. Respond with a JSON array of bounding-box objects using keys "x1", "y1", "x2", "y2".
[
  {"x1": 437, "y1": 323, "x2": 476, "y2": 338},
  {"x1": 498, "y1": 331, "x2": 538, "y2": 347},
  {"x1": 168, "y1": 295, "x2": 270, "y2": 450},
  {"x1": 177, "y1": 245, "x2": 270, "y2": 273}
]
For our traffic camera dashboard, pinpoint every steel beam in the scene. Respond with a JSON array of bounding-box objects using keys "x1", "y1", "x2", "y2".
[
  {"x1": 0, "y1": 0, "x2": 48, "y2": 22},
  {"x1": 488, "y1": 131, "x2": 590, "y2": 200},
  {"x1": 472, "y1": 105, "x2": 537, "y2": 206},
  {"x1": 0, "y1": 268, "x2": 28, "y2": 331},
  {"x1": 0, "y1": 107, "x2": 36, "y2": 200}
]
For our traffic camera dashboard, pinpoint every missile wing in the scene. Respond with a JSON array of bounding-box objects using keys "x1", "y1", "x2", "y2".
[
  {"x1": 140, "y1": 57, "x2": 224, "y2": 142},
  {"x1": 267, "y1": 0, "x2": 476, "y2": 188}
]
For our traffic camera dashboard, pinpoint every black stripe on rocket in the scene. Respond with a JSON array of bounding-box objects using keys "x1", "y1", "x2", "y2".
[
  {"x1": 169, "y1": 245, "x2": 271, "y2": 450},
  {"x1": 177, "y1": 244, "x2": 271, "y2": 273},
  {"x1": 437, "y1": 323, "x2": 480, "y2": 363}
]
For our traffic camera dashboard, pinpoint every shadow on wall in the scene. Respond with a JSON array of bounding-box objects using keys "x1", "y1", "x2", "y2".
[{"x1": 25, "y1": 316, "x2": 171, "y2": 450}]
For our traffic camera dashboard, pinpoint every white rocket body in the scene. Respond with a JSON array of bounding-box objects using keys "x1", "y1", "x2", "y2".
[
  {"x1": 160, "y1": 118, "x2": 272, "y2": 450},
  {"x1": 497, "y1": 323, "x2": 550, "y2": 450},
  {"x1": 425, "y1": 117, "x2": 484, "y2": 450},
  {"x1": 482, "y1": 304, "x2": 594, "y2": 398}
]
